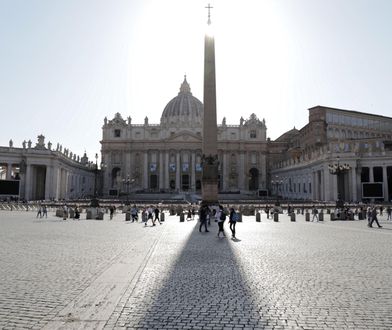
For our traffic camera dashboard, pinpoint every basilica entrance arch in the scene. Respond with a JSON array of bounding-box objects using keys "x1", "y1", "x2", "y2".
[
  {"x1": 249, "y1": 168, "x2": 259, "y2": 191},
  {"x1": 150, "y1": 175, "x2": 158, "y2": 190},
  {"x1": 182, "y1": 175, "x2": 189, "y2": 191}
]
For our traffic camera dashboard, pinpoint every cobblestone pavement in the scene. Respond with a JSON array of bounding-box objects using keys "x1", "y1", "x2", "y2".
[{"x1": 1, "y1": 211, "x2": 392, "y2": 329}]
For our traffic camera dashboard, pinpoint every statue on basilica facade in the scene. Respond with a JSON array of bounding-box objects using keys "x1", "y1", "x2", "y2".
[
  {"x1": 144, "y1": 116, "x2": 149, "y2": 125},
  {"x1": 127, "y1": 116, "x2": 132, "y2": 125},
  {"x1": 22, "y1": 140, "x2": 26, "y2": 149},
  {"x1": 9, "y1": 139, "x2": 13, "y2": 148},
  {"x1": 27, "y1": 140, "x2": 32, "y2": 148}
]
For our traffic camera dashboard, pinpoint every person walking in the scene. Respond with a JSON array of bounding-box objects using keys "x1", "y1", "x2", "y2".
[
  {"x1": 265, "y1": 205, "x2": 270, "y2": 219},
  {"x1": 154, "y1": 206, "x2": 162, "y2": 225},
  {"x1": 368, "y1": 207, "x2": 382, "y2": 228},
  {"x1": 199, "y1": 204, "x2": 209, "y2": 233},
  {"x1": 145, "y1": 206, "x2": 154, "y2": 226},
  {"x1": 42, "y1": 205, "x2": 48, "y2": 218},
  {"x1": 36, "y1": 205, "x2": 42, "y2": 218},
  {"x1": 131, "y1": 205, "x2": 138, "y2": 222},
  {"x1": 74, "y1": 206, "x2": 80, "y2": 219},
  {"x1": 62, "y1": 205, "x2": 68, "y2": 220},
  {"x1": 187, "y1": 209, "x2": 192, "y2": 220},
  {"x1": 229, "y1": 207, "x2": 238, "y2": 239},
  {"x1": 109, "y1": 206, "x2": 115, "y2": 220},
  {"x1": 191, "y1": 207, "x2": 196, "y2": 220},
  {"x1": 217, "y1": 205, "x2": 226, "y2": 238},
  {"x1": 312, "y1": 205, "x2": 319, "y2": 222},
  {"x1": 367, "y1": 206, "x2": 372, "y2": 224}
]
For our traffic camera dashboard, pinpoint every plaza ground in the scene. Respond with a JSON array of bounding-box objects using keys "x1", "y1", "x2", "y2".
[{"x1": 0, "y1": 210, "x2": 391, "y2": 329}]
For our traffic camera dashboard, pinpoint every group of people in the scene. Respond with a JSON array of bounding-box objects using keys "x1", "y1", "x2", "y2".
[
  {"x1": 128, "y1": 205, "x2": 162, "y2": 226},
  {"x1": 36, "y1": 205, "x2": 48, "y2": 218},
  {"x1": 198, "y1": 204, "x2": 239, "y2": 239}
]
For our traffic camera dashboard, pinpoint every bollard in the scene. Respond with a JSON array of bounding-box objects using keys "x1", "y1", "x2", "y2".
[
  {"x1": 273, "y1": 212, "x2": 279, "y2": 222},
  {"x1": 319, "y1": 212, "x2": 324, "y2": 221},
  {"x1": 238, "y1": 213, "x2": 243, "y2": 222},
  {"x1": 125, "y1": 213, "x2": 131, "y2": 221},
  {"x1": 160, "y1": 212, "x2": 165, "y2": 222},
  {"x1": 86, "y1": 210, "x2": 92, "y2": 219},
  {"x1": 256, "y1": 212, "x2": 261, "y2": 222},
  {"x1": 297, "y1": 209, "x2": 300, "y2": 214},
  {"x1": 290, "y1": 212, "x2": 296, "y2": 222},
  {"x1": 180, "y1": 213, "x2": 184, "y2": 222},
  {"x1": 305, "y1": 212, "x2": 310, "y2": 222}
]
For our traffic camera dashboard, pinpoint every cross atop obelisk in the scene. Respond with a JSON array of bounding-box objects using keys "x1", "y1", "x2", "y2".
[
  {"x1": 205, "y1": 3, "x2": 213, "y2": 25},
  {"x1": 202, "y1": 3, "x2": 219, "y2": 205}
]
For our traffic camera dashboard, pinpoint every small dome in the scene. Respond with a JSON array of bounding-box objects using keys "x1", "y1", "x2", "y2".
[{"x1": 161, "y1": 76, "x2": 203, "y2": 127}]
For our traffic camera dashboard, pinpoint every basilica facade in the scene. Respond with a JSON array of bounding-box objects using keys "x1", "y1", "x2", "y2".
[{"x1": 101, "y1": 77, "x2": 268, "y2": 196}]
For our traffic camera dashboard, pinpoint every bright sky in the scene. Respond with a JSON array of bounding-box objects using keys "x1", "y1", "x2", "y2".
[{"x1": 1, "y1": 0, "x2": 391, "y2": 161}]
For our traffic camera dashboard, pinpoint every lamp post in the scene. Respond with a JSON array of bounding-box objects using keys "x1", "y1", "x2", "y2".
[
  {"x1": 328, "y1": 156, "x2": 351, "y2": 207},
  {"x1": 122, "y1": 175, "x2": 135, "y2": 205},
  {"x1": 271, "y1": 176, "x2": 283, "y2": 206}
]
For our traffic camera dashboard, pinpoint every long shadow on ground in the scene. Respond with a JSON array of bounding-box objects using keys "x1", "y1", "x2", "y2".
[{"x1": 114, "y1": 222, "x2": 268, "y2": 329}]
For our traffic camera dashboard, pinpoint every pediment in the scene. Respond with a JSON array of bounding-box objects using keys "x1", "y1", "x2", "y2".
[
  {"x1": 107, "y1": 113, "x2": 127, "y2": 128},
  {"x1": 167, "y1": 131, "x2": 202, "y2": 142}
]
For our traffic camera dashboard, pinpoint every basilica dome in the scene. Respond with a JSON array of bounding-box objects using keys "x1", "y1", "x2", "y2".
[{"x1": 161, "y1": 77, "x2": 203, "y2": 127}]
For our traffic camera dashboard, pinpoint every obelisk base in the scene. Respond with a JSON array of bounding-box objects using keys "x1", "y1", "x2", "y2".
[{"x1": 201, "y1": 181, "x2": 219, "y2": 205}]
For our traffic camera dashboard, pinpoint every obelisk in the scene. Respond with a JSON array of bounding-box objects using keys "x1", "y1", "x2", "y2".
[{"x1": 202, "y1": 4, "x2": 219, "y2": 205}]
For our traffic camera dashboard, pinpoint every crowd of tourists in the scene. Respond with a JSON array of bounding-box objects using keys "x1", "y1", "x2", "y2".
[{"x1": 26, "y1": 201, "x2": 392, "y2": 232}]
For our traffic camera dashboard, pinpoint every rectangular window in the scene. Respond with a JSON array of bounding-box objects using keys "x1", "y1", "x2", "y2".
[
  {"x1": 250, "y1": 130, "x2": 256, "y2": 138},
  {"x1": 114, "y1": 129, "x2": 121, "y2": 137}
]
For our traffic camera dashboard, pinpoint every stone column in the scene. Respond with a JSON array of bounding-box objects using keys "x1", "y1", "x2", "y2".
[
  {"x1": 53, "y1": 167, "x2": 60, "y2": 199},
  {"x1": 143, "y1": 152, "x2": 148, "y2": 189},
  {"x1": 176, "y1": 152, "x2": 180, "y2": 191},
  {"x1": 222, "y1": 152, "x2": 227, "y2": 191},
  {"x1": 356, "y1": 168, "x2": 362, "y2": 201},
  {"x1": 191, "y1": 151, "x2": 196, "y2": 191},
  {"x1": 45, "y1": 166, "x2": 52, "y2": 200},
  {"x1": 24, "y1": 164, "x2": 32, "y2": 201},
  {"x1": 159, "y1": 151, "x2": 164, "y2": 190},
  {"x1": 6, "y1": 163, "x2": 12, "y2": 180},
  {"x1": 383, "y1": 166, "x2": 388, "y2": 202},
  {"x1": 369, "y1": 166, "x2": 374, "y2": 182},
  {"x1": 351, "y1": 167, "x2": 358, "y2": 202},
  {"x1": 312, "y1": 171, "x2": 316, "y2": 200},
  {"x1": 165, "y1": 151, "x2": 170, "y2": 190},
  {"x1": 332, "y1": 173, "x2": 338, "y2": 201},
  {"x1": 64, "y1": 171, "x2": 70, "y2": 199},
  {"x1": 239, "y1": 152, "x2": 245, "y2": 191}
]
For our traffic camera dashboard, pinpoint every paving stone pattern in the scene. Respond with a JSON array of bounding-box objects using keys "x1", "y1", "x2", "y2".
[{"x1": 0, "y1": 211, "x2": 392, "y2": 329}]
